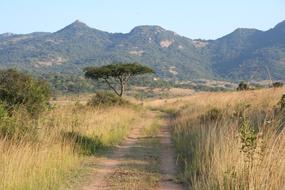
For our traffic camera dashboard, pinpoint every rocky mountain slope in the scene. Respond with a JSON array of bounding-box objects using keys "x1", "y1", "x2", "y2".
[{"x1": 1, "y1": 20, "x2": 285, "y2": 80}]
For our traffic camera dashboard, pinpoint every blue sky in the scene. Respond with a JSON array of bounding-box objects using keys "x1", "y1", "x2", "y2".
[{"x1": 0, "y1": 0, "x2": 284, "y2": 39}]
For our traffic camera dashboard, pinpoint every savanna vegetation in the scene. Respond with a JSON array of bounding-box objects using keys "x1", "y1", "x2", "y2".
[
  {"x1": 84, "y1": 62, "x2": 155, "y2": 97},
  {"x1": 0, "y1": 69, "x2": 141, "y2": 190},
  {"x1": 160, "y1": 87, "x2": 285, "y2": 189},
  {"x1": 1, "y1": 67, "x2": 285, "y2": 190}
]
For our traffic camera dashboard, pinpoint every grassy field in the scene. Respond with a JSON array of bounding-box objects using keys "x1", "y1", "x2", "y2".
[
  {"x1": 1, "y1": 87, "x2": 285, "y2": 190},
  {"x1": 0, "y1": 103, "x2": 140, "y2": 190},
  {"x1": 161, "y1": 87, "x2": 285, "y2": 189}
]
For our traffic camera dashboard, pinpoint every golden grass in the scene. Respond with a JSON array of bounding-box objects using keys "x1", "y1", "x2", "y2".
[
  {"x1": 0, "y1": 104, "x2": 139, "y2": 190},
  {"x1": 167, "y1": 87, "x2": 285, "y2": 189}
]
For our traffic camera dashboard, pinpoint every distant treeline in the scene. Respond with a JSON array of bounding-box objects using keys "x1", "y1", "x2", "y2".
[{"x1": 37, "y1": 73, "x2": 173, "y2": 95}]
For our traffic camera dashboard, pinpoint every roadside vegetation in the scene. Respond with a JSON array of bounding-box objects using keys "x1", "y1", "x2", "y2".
[
  {"x1": 0, "y1": 69, "x2": 140, "y2": 190},
  {"x1": 0, "y1": 103, "x2": 139, "y2": 190},
  {"x1": 1, "y1": 67, "x2": 285, "y2": 190},
  {"x1": 167, "y1": 87, "x2": 285, "y2": 189}
]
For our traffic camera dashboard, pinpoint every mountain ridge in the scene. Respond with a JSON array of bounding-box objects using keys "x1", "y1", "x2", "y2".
[{"x1": 0, "y1": 20, "x2": 285, "y2": 81}]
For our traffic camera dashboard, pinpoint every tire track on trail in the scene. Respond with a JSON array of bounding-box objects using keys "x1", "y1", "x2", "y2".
[
  {"x1": 76, "y1": 112, "x2": 156, "y2": 190},
  {"x1": 73, "y1": 111, "x2": 185, "y2": 190},
  {"x1": 158, "y1": 118, "x2": 185, "y2": 190}
]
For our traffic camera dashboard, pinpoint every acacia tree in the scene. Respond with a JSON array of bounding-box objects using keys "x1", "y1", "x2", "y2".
[{"x1": 84, "y1": 62, "x2": 155, "y2": 97}]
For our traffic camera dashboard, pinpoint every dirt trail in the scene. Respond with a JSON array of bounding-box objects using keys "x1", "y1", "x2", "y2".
[
  {"x1": 77, "y1": 114, "x2": 150, "y2": 190},
  {"x1": 74, "y1": 111, "x2": 185, "y2": 190},
  {"x1": 158, "y1": 122, "x2": 185, "y2": 190}
]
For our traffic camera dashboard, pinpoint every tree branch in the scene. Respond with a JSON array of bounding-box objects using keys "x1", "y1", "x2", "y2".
[
  {"x1": 104, "y1": 78, "x2": 121, "y2": 97},
  {"x1": 118, "y1": 76, "x2": 124, "y2": 97},
  {"x1": 124, "y1": 73, "x2": 132, "y2": 84}
]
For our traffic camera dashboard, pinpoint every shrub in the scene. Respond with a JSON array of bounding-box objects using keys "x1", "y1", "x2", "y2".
[
  {"x1": 87, "y1": 92, "x2": 129, "y2": 107},
  {"x1": 239, "y1": 118, "x2": 257, "y2": 164},
  {"x1": 0, "y1": 105, "x2": 37, "y2": 140},
  {"x1": 0, "y1": 102, "x2": 7, "y2": 119},
  {"x1": 273, "y1": 82, "x2": 283, "y2": 88},
  {"x1": 279, "y1": 94, "x2": 285, "y2": 111},
  {"x1": 201, "y1": 108, "x2": 223, "y2": 121},
  {"x1": 237, "y1": 81, "x2": 249, "y2": 91},
  {"x1": 0, "y1": 69, "x2": 51, "y2": 117}
]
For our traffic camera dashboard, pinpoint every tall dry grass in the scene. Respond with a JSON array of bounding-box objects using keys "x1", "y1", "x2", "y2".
[
  {"x1": 0, "y1": 104, "x2": 139, "y2": 190},
  {"x1": 170, "y1": 88, "x2": 285, "y2": 189}
]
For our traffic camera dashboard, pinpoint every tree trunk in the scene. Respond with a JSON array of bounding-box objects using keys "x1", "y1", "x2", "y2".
[
  {"x1": 104, "y1": 75, "x2": 130, "y2": 97},
  {"x1": 119, "y1": 83, "x2": 125, "y2": 97}
]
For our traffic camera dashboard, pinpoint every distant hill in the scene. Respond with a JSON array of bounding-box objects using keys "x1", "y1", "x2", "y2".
[
  {"x1": 209, "y1": 21, "x2": 285, "y2": 80},
  {"x1": 1, "y1": 20, "x2": 285, "y2": 81}
]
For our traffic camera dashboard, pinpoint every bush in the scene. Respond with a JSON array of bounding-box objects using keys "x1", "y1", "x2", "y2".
[
  {"x1": 239, "y1": 118, "x2": 257, "y2": 166},
  {"x1": 0, "y1": 102, "x2": 7, "y2": 119},
  {"x1": 279, "y1": 94, "x2": 285, "y2": 111},
  {"x1": 201, "y1": 108, "x2": 223, "y2": 121},
  {"x1": 237, "y1": 81, "x2": 249, "y2": 91},
  {"x1": 273, "y1": 82, "x2": 283, "y2": 88},
  {"x1": 0, "y1": 102, "x2": 37, "y2": 140},
  {"x1": 0, "y1": 69, "x2": 51, "y2": 117},
  {"x1": 87, "y1": 92, "x2": 129, "y2": 107}
]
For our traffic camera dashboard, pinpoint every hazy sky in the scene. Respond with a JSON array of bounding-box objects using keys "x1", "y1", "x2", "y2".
[{"x1": 0, "y1": 0, "x2": 284, "y2": 39}]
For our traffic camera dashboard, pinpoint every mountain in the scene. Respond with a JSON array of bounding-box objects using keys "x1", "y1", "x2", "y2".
[
  {"x1": 209, "y1": 21, "x2": 285, "y2": 80},
  {"x1": 0, "y1": 20, "x2": 285, "y2": 81}
]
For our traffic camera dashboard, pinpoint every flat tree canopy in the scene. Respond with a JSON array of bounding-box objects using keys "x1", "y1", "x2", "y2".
[{"x1": 84, "y1": 62, "x2": 155, "y2": 97}]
